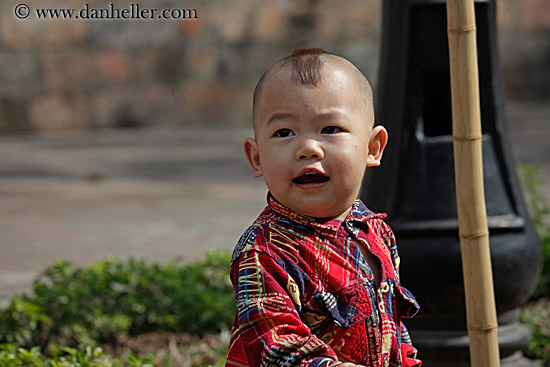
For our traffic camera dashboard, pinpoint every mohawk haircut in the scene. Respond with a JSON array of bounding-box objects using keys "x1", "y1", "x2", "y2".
[
  {"x1": 252, "y1": 48, "x2": 373, "y2": 128},
  {"x1": 290, "y1": 47, "x2": 325, "y2": 85}
]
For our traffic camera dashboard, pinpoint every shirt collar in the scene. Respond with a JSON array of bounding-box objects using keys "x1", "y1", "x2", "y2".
[{"x1": 267, "y1": 193, "x2": 386, "y2": 238}]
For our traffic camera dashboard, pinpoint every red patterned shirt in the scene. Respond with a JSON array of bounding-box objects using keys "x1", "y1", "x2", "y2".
[{"x1": 226, "y1": 194, "x2": 421, "y2": 367}]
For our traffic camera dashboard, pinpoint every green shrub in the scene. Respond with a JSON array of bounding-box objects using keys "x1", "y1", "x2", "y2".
[
  {"x1": 0, "y1": 297, "x2": 53, "y2": 347},
  {"x1": 0, "y1": 250, "x2": 235, "y2": 349},
  {"x1": 521, "y1": 299, "x2": 550, "y2": 366},
  {"x1": 0, "y1": 344, "x2": 156, "y2": 367},
  {"x1": 520, "y1": 165, "x2": 550, "y2": 365},
  {"x1": 520, "y1": 165, "x2": 550, "y2": 299}
]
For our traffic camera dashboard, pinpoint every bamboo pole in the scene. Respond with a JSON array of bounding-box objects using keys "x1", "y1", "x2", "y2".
[{"x1": 446, "y1": 1, "x2": 500, "y2": 366}]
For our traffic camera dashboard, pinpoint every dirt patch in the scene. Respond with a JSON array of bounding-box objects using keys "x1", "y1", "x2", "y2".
[{"x1": 103, "y1": 331, "x2": 228, "y2": 366}]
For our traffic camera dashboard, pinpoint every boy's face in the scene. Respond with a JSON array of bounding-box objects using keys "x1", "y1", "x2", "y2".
[{"x1": 245, "y1": 61, "x2": 387, "y2": 220}]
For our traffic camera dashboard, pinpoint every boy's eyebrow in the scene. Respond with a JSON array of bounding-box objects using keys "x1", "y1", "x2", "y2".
[
  {"x1": 266, "y1": 109, "x2": 351, "y2": 125},
  {"x1": 267, "y1": 112, "x2": 295, "y2": 125},
  {"x1": 315, "y1": 110, "x2": 347, "y2": 121}
]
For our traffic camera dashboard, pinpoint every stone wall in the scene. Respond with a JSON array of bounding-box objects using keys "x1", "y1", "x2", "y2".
[{"x1": 0, "y1": 0, "x2": 547, "y2": 133}]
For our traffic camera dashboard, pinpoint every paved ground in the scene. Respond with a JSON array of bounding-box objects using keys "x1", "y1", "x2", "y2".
[
  {"x1": 0, "y1": 103, "x2": 549, "y2": 303},
  {"x1": 0, "y1": 126, "x2": 268, "y2": 302}
]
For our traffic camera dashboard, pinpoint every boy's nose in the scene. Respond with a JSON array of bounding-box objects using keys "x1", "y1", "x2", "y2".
[{"x1": 295, "y1": 139, "x2": 324, "y2": 160}]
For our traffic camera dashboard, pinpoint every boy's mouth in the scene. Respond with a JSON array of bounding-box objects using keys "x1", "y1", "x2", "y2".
[{"x1": 292, "y1": 170, "x2": 329, "y2": 186}]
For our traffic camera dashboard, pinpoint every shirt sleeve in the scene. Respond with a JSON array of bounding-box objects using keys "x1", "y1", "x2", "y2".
[
  {"x1": 377, "y1": 219, "x2": 422, "y2": 366},
  {"x1": 231, "y1": 248, "x2": 343, "y2": 367},
  {"x1": 399, "y1": 322, "x2": 422, "y2": 366}
]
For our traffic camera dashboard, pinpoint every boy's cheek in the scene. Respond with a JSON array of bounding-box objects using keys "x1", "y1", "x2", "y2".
[{"x1": 264, "y1": 168, "x2": 287, "y2": 188}]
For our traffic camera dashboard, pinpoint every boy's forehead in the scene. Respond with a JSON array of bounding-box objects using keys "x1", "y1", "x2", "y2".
[{"x1": 252, "y1": 55, "x2": 373, "y2": 130}]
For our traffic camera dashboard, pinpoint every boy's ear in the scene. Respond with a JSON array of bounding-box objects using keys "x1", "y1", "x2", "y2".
[
  {"x1": 366, "y1": 126, "x2": 388, "y2": 167},
  {"x1": 244, "y1": 137, "x2": 263, "y2": 177}
]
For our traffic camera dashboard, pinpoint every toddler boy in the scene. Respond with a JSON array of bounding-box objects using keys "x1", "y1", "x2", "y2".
[{"x1": 226, "y1": 48, "x2": 421, "y2": 367}]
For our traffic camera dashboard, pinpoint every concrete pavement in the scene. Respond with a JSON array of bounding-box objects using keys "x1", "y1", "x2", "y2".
[
  {"x1": 0, "y1": 125, "x2": 268, "y2": 302},
  {"x1": 0, "y1": 103, "x2": 549, "y2": 303}
]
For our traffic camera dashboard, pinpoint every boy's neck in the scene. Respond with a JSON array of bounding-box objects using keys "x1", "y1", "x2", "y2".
[{"x1": 269, "y1": 193, "x2": 355, "y2": 222}]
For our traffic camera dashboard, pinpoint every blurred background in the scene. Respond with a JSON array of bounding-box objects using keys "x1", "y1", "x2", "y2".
[{"x1": 1, "y1": 0, "x2": 549, "y2": 301}]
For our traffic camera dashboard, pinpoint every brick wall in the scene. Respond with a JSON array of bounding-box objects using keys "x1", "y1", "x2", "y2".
[
  {"x1": 0, "y1": 0, "x2": 547, "y2": 132},
  {"x1": 498, "y1": 0, "x2": 550, "y2": 101}
]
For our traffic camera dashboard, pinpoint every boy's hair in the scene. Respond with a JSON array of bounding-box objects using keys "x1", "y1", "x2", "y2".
[
  {"x1": 252, "y1": 48, "x2": 373, "y2": 127},
  {"x1": 289, "y1": 47, "x2": 325, "y2": 85}
]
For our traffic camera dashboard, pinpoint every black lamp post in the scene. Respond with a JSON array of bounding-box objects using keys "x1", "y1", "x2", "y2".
[{"x1": 361, "y1": 1, "x2": 541, "y2": 366}]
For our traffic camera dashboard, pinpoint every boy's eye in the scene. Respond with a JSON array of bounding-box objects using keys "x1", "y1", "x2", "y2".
[
  {"x1": 321, "y1": 126, "x2": 342, "y2": 134},
  {"x1": 275, "y1": 129, "x2": 295, "y2": 137}
]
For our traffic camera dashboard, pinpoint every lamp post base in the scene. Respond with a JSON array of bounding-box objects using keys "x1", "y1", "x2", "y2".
[{"x1": 410, "y1": 321, "x2": 534, "y2": 367}]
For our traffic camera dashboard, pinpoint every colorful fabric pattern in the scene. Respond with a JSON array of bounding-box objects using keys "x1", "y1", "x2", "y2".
[{"x1": 226, "y1": 194, "x2": 421, "y2": 367}]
